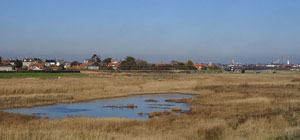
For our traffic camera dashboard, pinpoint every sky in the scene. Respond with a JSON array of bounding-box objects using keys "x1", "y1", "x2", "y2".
[{"x1": 0, "y1": 0, "x2": 300, "y2": 64}]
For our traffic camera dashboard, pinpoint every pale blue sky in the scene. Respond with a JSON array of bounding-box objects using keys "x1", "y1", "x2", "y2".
[{"x1": 0, "y1": 0, "x2": 299, "y2": 64}]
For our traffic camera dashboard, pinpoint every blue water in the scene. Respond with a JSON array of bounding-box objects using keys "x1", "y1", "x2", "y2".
[{"x1": 5, "y1": 93, "x2": 195, "y2": 119}]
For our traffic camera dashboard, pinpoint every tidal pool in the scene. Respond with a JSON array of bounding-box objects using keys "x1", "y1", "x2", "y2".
[{"x1": 5, "y1": 93, "x2": 195, "y2": 119}]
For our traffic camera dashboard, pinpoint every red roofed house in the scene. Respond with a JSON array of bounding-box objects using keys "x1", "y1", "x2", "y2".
[
  {"x1": 1, "y1": 60, "x2": 11, "y2": 65},
  {"x1": 0, "y1": 59, "x2": 14, "y2": 71},
  {"x1": 111, "y1": 59, "x2": 118, "y2": 63},
  {"x1": 207, "y1": 64, "x2": 221, "y2": 70},
  {"x1": 66, "y1": 64, "x2": 85, "y2": 70},
  {"x1": 108, "y1": 62, "x2": 120, "y2": 70},
  {"x1": 0, "y1": 63, "x2": 14, "y2": 71},
  {"x1": 28, "y1": 63, "x2": 44, "y2": 71},
  {"x1": 194, "y1": 64, "x2": 208, "y2": 70}
]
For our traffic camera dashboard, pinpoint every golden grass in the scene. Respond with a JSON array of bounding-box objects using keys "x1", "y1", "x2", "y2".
[{"x1": 1, "y1": 71, "x2": 300, "y2": 139}]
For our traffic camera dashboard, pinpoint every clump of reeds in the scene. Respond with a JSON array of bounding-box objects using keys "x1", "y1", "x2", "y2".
[
  {"x1": 171, "y1": 107, "x2": 182, "y2": 112},
  {"x1": 239, "y1": 82, "x2": 250, "y2": 88},
  {"x1": 138, "y1": 111, "x2": 143, "y2": 116},
  {"x1": 165, "y1": 98, "x2": 189, "y2": 103},
  {"x1": 198, "y1": 126, "x2": 224, "y2": 140},
  {"x1": 144, "y1": 99, "x2": 158, "y2": 102},
  {"x1": 127, "y1": 104, "x2": 137, "y2": 109},
  {"x1": 103, "y1": 104, "x2": 138, "y2": 109},
  {"x1": 43, "y1": 115, "x2": 50, "y2": 120},
  {"x1": 291, "y1": 78, "x2": 300, "y2": 82},
  {"x1": 148, "y1": 104, "x2": 174, "y2": 106},
  {"x1": 148, "y1": 111, "x2": 173, "y2": 118},
  {"x1": 194, "y1": 85, "x2": 202, "y2": 91}
]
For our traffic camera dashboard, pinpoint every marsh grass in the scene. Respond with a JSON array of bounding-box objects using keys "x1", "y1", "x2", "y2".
[{"x1": 1, "y1": 71, "x2": 300, "y2": 139}]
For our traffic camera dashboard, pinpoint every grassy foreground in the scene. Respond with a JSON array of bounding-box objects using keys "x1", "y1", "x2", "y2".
[{"x1": 1, "y1": 71, "x2": 300, "y2": 140}]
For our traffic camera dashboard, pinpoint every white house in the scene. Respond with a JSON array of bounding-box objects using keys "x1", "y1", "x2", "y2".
[
  {"x1": 22, "y1": 58, "x2": 36, "y2": 68},
  {"x1": 45, "y1": 59, "x2": 56, "y2": 67},
  {"x1": 0, "y1": 65, "x2": 14, "y2": 71}
]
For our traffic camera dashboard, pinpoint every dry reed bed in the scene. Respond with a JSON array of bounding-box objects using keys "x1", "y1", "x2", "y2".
[
  {"x1": 1, "y1": 72, "x2": 300, "y2": 139},
  {"x1": 0, "y1": 72, "x2": 201, "y2": 109}
]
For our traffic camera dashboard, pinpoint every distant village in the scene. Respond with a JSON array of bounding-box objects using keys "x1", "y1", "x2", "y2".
[{"x1": 0, "y1": 54, "x2": 299, "y2": 72}]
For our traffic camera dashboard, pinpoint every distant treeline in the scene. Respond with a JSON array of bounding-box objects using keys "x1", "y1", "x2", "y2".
[{"x1": 118, "y1": 56, "x2": 214, "y2": 70}]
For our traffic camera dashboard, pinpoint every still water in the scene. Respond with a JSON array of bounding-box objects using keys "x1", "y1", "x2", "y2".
[{"x1": 5, "y1": 93, "x2": 195, "y2": 119}]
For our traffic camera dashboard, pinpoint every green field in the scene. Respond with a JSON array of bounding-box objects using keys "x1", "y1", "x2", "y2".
[{"x1": 0, "y1": 72, "x2": 87, "y2": 78}]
